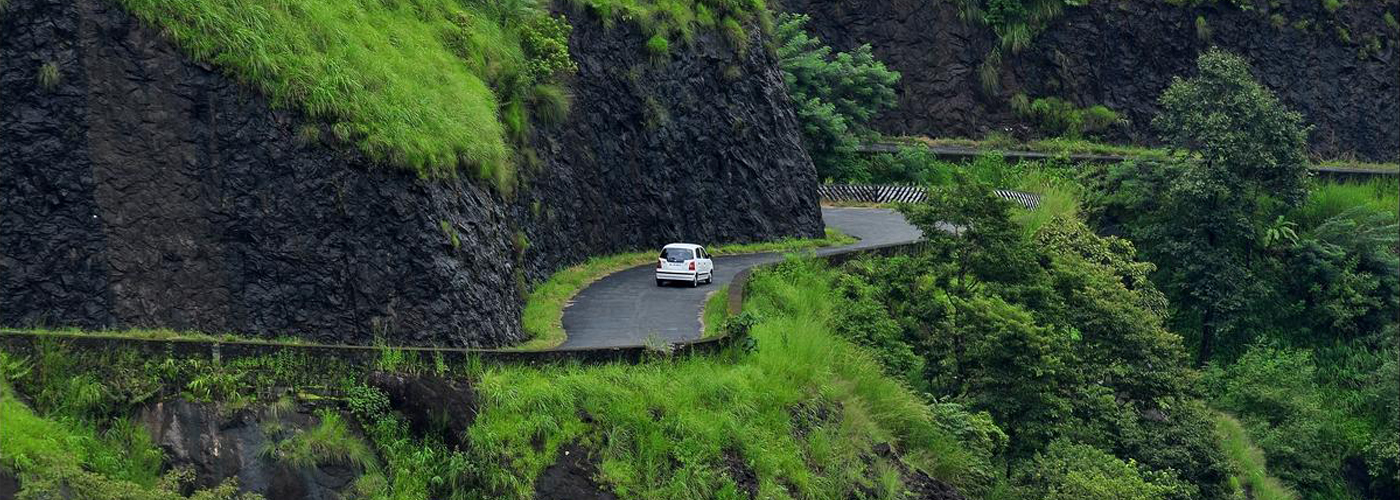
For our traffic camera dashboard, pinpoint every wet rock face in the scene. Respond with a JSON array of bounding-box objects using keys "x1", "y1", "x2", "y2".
[
  {"x1": 0, "y1": 0, "x2": 821, "y2": 346},
  {"x1": 517, "y1": 7, "x2": 825, "y2": 283},
  {"x1": 784, "y1": 0, "x2": 1398, "y2": 161},
  {"x1": 138, "y1": 400, "x2": 361, "y2": 500},
  {"x1": 367, "y1": 372, "x2": 477, "y2": 449}
]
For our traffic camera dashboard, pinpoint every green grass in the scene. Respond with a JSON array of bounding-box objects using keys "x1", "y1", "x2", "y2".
[
  {"x1": 700, "y1": 284, "x2": 730, "y2": 339},
  {"x1": 1293, "y1": 178, "x2": 1400, "y2": 229},
  {"x1": 266, "y1": 409, "x2": 380, "y2": 472},
  {"x1": 563, "y1": 0, "x2": 768, "y2": 48},
  {"x1": 116, "y1": 0, "x2": 539, "y2": 189},
  {"x1": 470, "y1": 257, "x2": 978, "y2": 498},
  {"x1": 1010, "y1": 171, "x2": 1082, "y2": 237},
  {"x1": 1214, "y1": 412, "x2": 1298, "y2": 500},
  {"x1": 0, "y1": 377, "x2": 208, "y2": 498},
  {"x1": 516, "y1": 227, "x2": 857, "y2": 350}
]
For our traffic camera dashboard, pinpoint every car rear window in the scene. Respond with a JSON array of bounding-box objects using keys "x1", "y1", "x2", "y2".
[{"x1": 660, "y1": 247, "x2": 694, "y2": 262}]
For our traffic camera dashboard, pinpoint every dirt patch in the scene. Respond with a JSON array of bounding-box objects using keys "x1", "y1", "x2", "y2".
[
  {"x1": 721, "y1": 449, "x2": 759, "y2": 498},
  {"x1": 788, "y1": 397, "x2": 840, "y2": 439},
  {"x1": 533, "y1": 444, "x2": 617, "y2": 500}
]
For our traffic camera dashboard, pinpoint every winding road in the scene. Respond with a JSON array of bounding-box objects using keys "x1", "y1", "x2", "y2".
[{"x1": 558, "y1": 207, "x2": 921, "y2": 349}]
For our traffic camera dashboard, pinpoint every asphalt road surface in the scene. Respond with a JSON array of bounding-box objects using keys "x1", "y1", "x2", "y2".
[{"x1": 557, "y1": 207, "x2": 921, "y2": 349}]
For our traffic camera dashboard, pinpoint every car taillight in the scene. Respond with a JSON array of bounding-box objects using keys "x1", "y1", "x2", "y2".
[
  {"x1": 688, "y1": 261, "x2": 696, "y2": 271},
  {"x1": 657, "y1": 259, "x2": 663, "y2": 269}
]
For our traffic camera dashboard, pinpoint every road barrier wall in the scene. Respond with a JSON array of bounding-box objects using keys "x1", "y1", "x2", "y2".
[{"x1": 819, "y1": 184, "x2": 1040, "y2": 209}]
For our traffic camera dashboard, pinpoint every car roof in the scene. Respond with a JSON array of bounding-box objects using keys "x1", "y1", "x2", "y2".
[{"x1": 662, "y1": 243, "x2": 702, "y2": 250}]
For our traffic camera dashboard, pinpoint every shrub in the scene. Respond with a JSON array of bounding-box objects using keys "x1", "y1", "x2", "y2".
[
  {"x1": 645, "y1": 34, "x2": 671, "y2": 57},
  {"x1": 1012, "y1": 440, "x2": 1181, "y2": 500},
  {"x1": 1015, "y1": 96, "x2": 1121, "y2": 138}
]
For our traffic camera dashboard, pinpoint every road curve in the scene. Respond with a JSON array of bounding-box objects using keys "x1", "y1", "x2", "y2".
[{"x1": 557, "y1": 207, "x2": 921, "y2": 349}]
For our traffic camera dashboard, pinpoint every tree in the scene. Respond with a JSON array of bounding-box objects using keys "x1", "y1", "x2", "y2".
[
  {"x1": 775, "y1": 13, "x2": 900, "y2": 181},
  {"x1": 896, "y1": 179, "x2": 1029, "y2": 296},
  {"x1": 1148, "y1": 49, "x2": 1310, "y2": 365}
]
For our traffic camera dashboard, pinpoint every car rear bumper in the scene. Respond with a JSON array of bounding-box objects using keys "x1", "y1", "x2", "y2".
[{"x1": 656, "y1": 270, "x2": 698, "y2": 281}]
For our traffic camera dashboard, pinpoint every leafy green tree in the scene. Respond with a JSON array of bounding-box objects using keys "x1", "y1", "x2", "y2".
[
  {"x1": 897, "y1": 179, "x2": 1030, "y2": 295},
  {"x1": 775, "y1": 13, "x2": 900, "y2": 182},
  {"x1": 1147, "y1": 49, "x2": 1310, "y2": 364}
]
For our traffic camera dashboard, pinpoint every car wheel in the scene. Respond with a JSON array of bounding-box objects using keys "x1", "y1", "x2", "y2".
[
  {"x1": 656, "y1": 279, "x2": 664, "y2": 287},
  {"x1": 705, "y1": 273, "x2": 713, "y2": 284},
  {"x1": 691, "y1": 275, "x2": 699, "y2": 288}
]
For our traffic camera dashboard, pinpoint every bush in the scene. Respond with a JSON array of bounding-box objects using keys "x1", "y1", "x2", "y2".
[
  {"x1": 1202, "y1": 345, "x2": 1350, "y2": 494},
  {"x1": 1012, "y1": 440, "x2": 1181, "y2": 500},
  {"x1": 1014, "y1": 96, "x2": 1121, "y2": 138}
]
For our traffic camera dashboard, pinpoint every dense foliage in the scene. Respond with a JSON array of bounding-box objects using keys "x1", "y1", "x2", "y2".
[
  {"x1": 824, "y1": 178, "x2": 1235, "y2": 499},
  {"x1": 775, "y1": 13, "x2": 900, "y2": 182},
  {"x1": 1082, "y1": 50, "x2": 1398, "y2": 500}
]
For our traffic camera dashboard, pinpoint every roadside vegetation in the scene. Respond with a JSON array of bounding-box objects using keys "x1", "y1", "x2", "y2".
[
  {"x1": 474, "y1": 260, "x2": 994, "y2": 498},
  {"x1": 518, "y1": 227, "x2": 855, "y2": 350}
]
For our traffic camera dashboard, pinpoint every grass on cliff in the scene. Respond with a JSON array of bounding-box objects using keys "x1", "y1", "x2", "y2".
[
  {"x1": 516, "y1": 227, "x2": 857, "y2": 350},
  {"x1": 0, "y1": 375, "x2": 253, "y2": 499},
  {"x1": 116, "y1": 0, "x2": 531, "y2": 189},
  {"x1": 1214, "y1": 412, "x2": 1298, "y2": 500},
  {"x1": 112, "y1": 0, "x2": 773, "y2": 193},
  {"x1": 471, "y1": 257, "x2": 978, "y2": 498}
]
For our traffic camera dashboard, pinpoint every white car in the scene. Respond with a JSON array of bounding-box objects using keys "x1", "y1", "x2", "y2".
[{"x1": 655, "y1": 243, "x2": 714, "y2": 287}]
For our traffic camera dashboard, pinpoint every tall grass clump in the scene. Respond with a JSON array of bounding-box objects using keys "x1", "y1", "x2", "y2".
[
  {"x1": 470, "y1": 258, "x2": 978, "y2": 498},
  {"x1": 1292, "y1": 178, "x2": 1399, "y2": 229},
  {"x1": 114, "y1": 0, "x2": 581, "y2": 193},
  {"x1": 266, "y1": 410, "x2": 379, "y2": 472},
  {"x1": 0, "y1": 377, "x2": 250, "y2": 497},
  {"x1": 1214, "y1": 412, "x2": 1299, "y2": 500}
]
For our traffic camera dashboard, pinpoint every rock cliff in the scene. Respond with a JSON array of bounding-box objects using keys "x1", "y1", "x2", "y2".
[
  {"x1": 0, "y1": 0, "x2": 822, "y2": 346},
  {"x1": 783, "y1": 0, "x2": 1398, "y2": 161}
]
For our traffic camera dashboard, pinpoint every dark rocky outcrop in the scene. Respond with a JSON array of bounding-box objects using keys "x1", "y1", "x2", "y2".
[
  {"x1": 366, "y1": 372, "x2": 476, "y2": 449},
  {"x1": 138, "y1": 399, "x2": 362, "y2": 500},
  {"x1": 533, "y1": 443, "x2": 618, "y2": 500},
  {"x1": 782, "y1": 0, "x2": 1398, "y2": 161},
  {"x1": 0, "y1": 0, "x2": 822, "y2": 346}
]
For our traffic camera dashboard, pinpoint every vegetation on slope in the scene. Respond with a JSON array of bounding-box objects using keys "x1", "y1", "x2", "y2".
[
  {"x1": 1081, "y1": 50, "x2": 1398, "y2": 499},
  {"x1": 114, "y1": 0, "x2": 769, "y2": 193},
  {"x1": 0, "y1": 353, "x2": 258, "y2": 499},
  {"x1": 475, "y1": 258, "x2": 998, "y2": 498}
]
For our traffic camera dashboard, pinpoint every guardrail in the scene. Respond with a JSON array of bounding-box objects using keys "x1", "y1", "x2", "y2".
[
  {"x1": 0, "y1": 238, "x2": 937, "y2": 366},
  {"x1": 819, "y1": 184, "x2": 1040, "y2": 209},
  {"x1": 857, "y1": 142, "x2": 1399, "y2": 177},
  {"x1": 0, "y1": 328, "x2": 739, "y2": 366}
]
